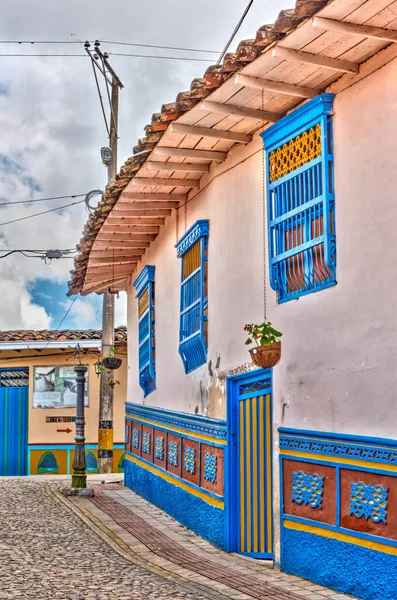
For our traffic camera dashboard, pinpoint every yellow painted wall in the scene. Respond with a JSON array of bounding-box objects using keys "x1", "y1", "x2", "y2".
[{"x1": 0, "y1": 347, "x2": 127, "y2": 446}]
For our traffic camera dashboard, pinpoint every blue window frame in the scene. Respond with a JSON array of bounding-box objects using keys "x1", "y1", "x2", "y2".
[
  {"x1": 133, "y1": 265, "x2": 156, "y2": 396},
  {"x1": 261, "y1": 94, "x2": 336, "y2": 303},
  {"x1": 175, "y1": 220, "x2": 209, "y2": 373}
]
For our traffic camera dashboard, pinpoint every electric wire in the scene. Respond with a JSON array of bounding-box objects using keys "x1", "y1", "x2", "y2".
[
  {"x1": 0, "y1": 193, "x2": 86, "y2": 206},
  {"x1": 0, "y1": 53, "x2": 214, "y2": 62},
  {"x1": 0, "y1": 199, "x2": 85, "y2": 228},
  {"x1": 0, "y1": 39, "x2": 221, "y2": 54},
  {"x1": 90, "y1": 56, "x2": 109, "y2": 136},
  {"x1": 0, "y1": 249, "x2": 77, "y2": 259},
  {"x1": 217, "y1": 0, "x2": 255, "y2": 64},
  {"x1": 55, "y1": 295, "x2": 78, "y2": 330}
]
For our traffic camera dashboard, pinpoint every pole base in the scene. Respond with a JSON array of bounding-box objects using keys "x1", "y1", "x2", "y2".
[
  {"x1": 62, "y1": 487, "x2": 94, "y2": 497},
  {"x1": 72, "y1": 472, "x2": 87, "y2": 489}
]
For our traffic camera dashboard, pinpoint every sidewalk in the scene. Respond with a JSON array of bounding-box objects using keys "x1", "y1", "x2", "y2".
[{"x1": 68, "y1": 482, "x2": 357, "y2": 600}]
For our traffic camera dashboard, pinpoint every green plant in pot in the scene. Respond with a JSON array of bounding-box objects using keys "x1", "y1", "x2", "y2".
[{"x1": 244, "y1": 322, "x2": 282, "y2": 368}]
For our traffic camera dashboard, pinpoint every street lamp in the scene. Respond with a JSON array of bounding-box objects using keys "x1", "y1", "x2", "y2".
[
  {"x1": 72, "y1": 365, "x2": 88, "y2": 489},
  {"x1": 94, "y1": 359, "x2": 103, "y2": 377}
]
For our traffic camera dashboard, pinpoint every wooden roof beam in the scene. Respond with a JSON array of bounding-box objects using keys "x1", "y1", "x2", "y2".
[
  {"x1": 81, "y1": 276, "x2": 129, "y2": 295},
  {"x1": 106, "y1": 216, "x2": 164, "y2": 225},
  {"x1": 272, "y1": 46, "x2": 359, "y2": 74},
  {"x1": 105, "y1": 209, "x2": 172, "y2": 218},
  {"x1": 94, "y1": 240, "x2": 150, "y2": 248},
  {"x1": 90, "y1": 251, "x2": 144, "y2": 259},
  {"x1": 200, "y1": 100, "x2": 281, "y2": 122},
  {"x1": 100, "y1": 231, "x2": 156, "y2": 241},
  {"x1": 113, "y1": 201, "x2": 178, "y2": 210},
  {"x1": 145, "y1": 162, "x2": 210, "y2": 173},
  {"x1": 170, "y1": 122, "x2": 252, "y2": 144},
  {"x1": 235, "y1": 74, "x2": 318, "y2": 99},
  {"x1": 86, "y1": 266, "x2": 135, "y2": 277},
  {"x1": 312, "y1": 16, "x2": 397, "y2": 43},
  {"x1": 153, "y1": 146, "x2": 227, "y2": 161},
  {"x1": 121, "y1": 192, "x2": 187, "y2": 202},
  {"x1": 105, "y1": 220, "x2": 160, "y2": 232},
  {"x1": 133, "y1": 177, "x2": 199, "y2": 189},
  {"x1": 90, "y1": 257, "x2": 141, "y2": 265}
]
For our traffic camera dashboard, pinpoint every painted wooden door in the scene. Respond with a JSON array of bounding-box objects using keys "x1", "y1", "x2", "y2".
[
  {"x1": 229, "y1": 371, "x2": 273, "y2": 558},
  {"x1": 0, "y1": 386, "x2": 28, "y2": 476}
]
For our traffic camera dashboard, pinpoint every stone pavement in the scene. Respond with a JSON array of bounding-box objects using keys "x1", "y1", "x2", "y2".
[
  {"x1": 0, "y1": 478, "x2": 221, "y2": 600},
  {"x1": 73, "y1": 482, "x2": 358, "y2": 600}
]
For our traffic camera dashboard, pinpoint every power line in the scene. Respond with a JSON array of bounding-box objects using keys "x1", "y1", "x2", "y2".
[
  {"x1": 0, "y1": 249, "x2": 77, "y2": 259},
  {"x1": 0, "y1": 39, "x2": 221, "y2": 54},
  {"x1": 0, "y1": 199, "x2": 84, "y2": 228},
  {"x1": 55, "y1": 295, "x2": 78, "y2": 330},
  {"x1": 0, "y1": 53, "x2": 214, "y2": 62},
  {"x1": 0, "y1": 192, "x2": 86, "y2": 206},
  {"x1": 217, "y1": 0, "x2": 255, "y2": 64}
]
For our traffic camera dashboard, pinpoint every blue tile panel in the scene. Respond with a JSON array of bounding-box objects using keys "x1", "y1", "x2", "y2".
[
  {"x1": 133, "y1": 265, "x2": 156, "y2": 397},
  {"x1": 203, "y1": 452, "x2": 217, "y2": 483},
  {"x1": 350, "y1": 482, "x2": 388, "y2": 524},
  {"x1": 168, "y1": 441, "x2": 178, "y2": 467},
  {"x1": 132, "y1": 428, "x2": 139, "y2": 449},
  {"x1": 155, "y1": 436, "x2": 164, "y2": 460},
  {"x1": 184, "y1": 446, "x2": 195, "y2": 474},
  {"x1": 124, "y1": 403, "x2": 226, "y2": 549},
  {"x1": 279, "y1": 428, "x2": 397, "y2": 467},
  {"x1": 279, "y1": 427, "x2": 397, "y2": 598},
  {"x1": 126, "y1": 402, "x2": 227, "y2": 441},
  {"x1": 142, "y1": 432, "x2": 151, "y2": 455},
  {"x1": 261, "y1": 94, "x2": 336, "y2": 303},
  {"x1": 291, "y1": 471, "x2": 323, "y2": 509},
  {"x1": 175, "y1": 220, "x2": 209, "y2": 373}
]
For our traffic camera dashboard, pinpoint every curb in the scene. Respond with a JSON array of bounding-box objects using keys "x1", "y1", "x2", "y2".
[{"x1": 54, "y1": 488, "x2": 233, "y2": 600}]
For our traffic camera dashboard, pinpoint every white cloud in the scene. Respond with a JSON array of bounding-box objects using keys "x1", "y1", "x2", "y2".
[{"x1": 0, "y1": 0, "x2": 285, "y2": 331}]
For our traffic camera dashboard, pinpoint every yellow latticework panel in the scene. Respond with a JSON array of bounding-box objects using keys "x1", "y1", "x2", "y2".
[
  {"x1": 183, "y1": 241, "x2": 201, "y2": 280},
  {"x1": 269, "y1": 123, "x2": 322, "y2": 183},
  {"x1": 139, "y1": 287, "x2": 149, "y2": 317}
]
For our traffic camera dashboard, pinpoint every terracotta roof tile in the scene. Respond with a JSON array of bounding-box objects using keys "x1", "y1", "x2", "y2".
[
  {"x1": 0, "y1": 326, "x2": 127, "y2": 344},
  {"x1": 68, "y1": 0, "x2": 332, "y2": 296}
]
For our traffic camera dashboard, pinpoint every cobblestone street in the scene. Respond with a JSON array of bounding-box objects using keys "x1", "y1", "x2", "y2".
[
  {"x1": 0, "y1": 479, "x2": 356, "y2": 600},
  {"x1": 0, "y1": 479, "x2": 217, "y2": 600}
]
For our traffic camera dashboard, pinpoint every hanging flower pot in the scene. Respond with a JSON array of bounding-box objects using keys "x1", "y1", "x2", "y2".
[
  {"x1": 249, "y1": 342, "x2": 281, "y2": 368},
  {"x1": 103, "y1": 356, "x2": 122, "y2": 370},
  {"x1": 244, "y1": 322, "x2": 282, "y2": 369}
]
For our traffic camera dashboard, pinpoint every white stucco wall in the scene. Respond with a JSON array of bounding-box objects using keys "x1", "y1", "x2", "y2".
[
  {"x1": 128, "y1": 56, "x2": 397, "y2": 438},
  {"x1": 127, "y1": 138, "x2": 265, "y2": 418}
]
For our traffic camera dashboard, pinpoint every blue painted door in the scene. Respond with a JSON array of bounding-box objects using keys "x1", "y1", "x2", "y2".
[
  {"x1": 0, "y1": 386, "x2": 29, "y2": 476},
  {"x1": 228, "y1": 371, "x2": 273, "y2": 558}
]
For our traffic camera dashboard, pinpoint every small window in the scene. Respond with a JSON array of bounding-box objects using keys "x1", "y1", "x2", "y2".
[
  {"x1": 133, "y1": 265, "x2": 156, "y2": 396},
  {"x1": 175, "y1": 220, "x2": 209, "y2": 373},
  {"x1": 261, "y1": 94, "x2": 336, "y2": 303}
]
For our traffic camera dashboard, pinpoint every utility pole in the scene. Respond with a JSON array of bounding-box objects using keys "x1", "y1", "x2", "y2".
[
  {"x1": 98, "y1": 78, "x2": 118, "y2": 474},
  {"x1": 85, "y1": 41, "x2": 123, "y2": 473}
]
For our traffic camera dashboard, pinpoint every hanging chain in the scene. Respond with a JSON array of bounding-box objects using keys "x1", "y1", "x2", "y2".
[{"x1": 262, "y1": 88, "x2": 267, "y2": 322}]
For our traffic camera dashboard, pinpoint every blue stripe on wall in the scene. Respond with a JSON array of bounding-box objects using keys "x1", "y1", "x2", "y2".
[
  {"x1": 125, "y1": 455, "x2": 225, "y2": 549},
  {"x1": 282, "y1": 527, "x2": 397, "y2": 600}
]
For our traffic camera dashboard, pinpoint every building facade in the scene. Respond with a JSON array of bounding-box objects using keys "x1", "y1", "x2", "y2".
[
  {"x1": 0, "y1": 328, "x2": 127, "y2": 476},
  {"x1": 69, "y1": 1, "x2": 397, "y2": 598}
]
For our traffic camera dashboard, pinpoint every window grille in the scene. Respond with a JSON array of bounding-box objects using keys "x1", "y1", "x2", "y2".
[
  {"x1": 261, "y1": 94, "x2": 336, "y2": 303},
  {"x1": 0, "y1": 369, "x2": 29, "y2": 387},
  {"x1": 133, "y1": 265, "x2": 156, "y2": 396},
  {"x1": 175, "y1": 220, "x2": 209, "y2": 373}
]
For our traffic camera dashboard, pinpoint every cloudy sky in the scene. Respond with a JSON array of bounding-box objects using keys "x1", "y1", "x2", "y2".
[{"x1": 0, "y1": 0, "x2": 284, "y2": 332}]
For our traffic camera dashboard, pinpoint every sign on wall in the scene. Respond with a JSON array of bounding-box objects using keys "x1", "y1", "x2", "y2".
[{"x1": 33, "y1": 366, "x2": 88, "y2": 409}]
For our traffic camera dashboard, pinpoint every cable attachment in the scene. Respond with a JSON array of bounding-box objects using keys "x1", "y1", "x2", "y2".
[{"x1": 84, "y1": 189, "x2": 103, "y2": 213}]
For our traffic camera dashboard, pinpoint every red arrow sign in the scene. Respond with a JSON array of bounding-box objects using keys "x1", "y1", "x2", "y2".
[{"x1": 57, "y1": 428, "x2": 72, "y2": 434}]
